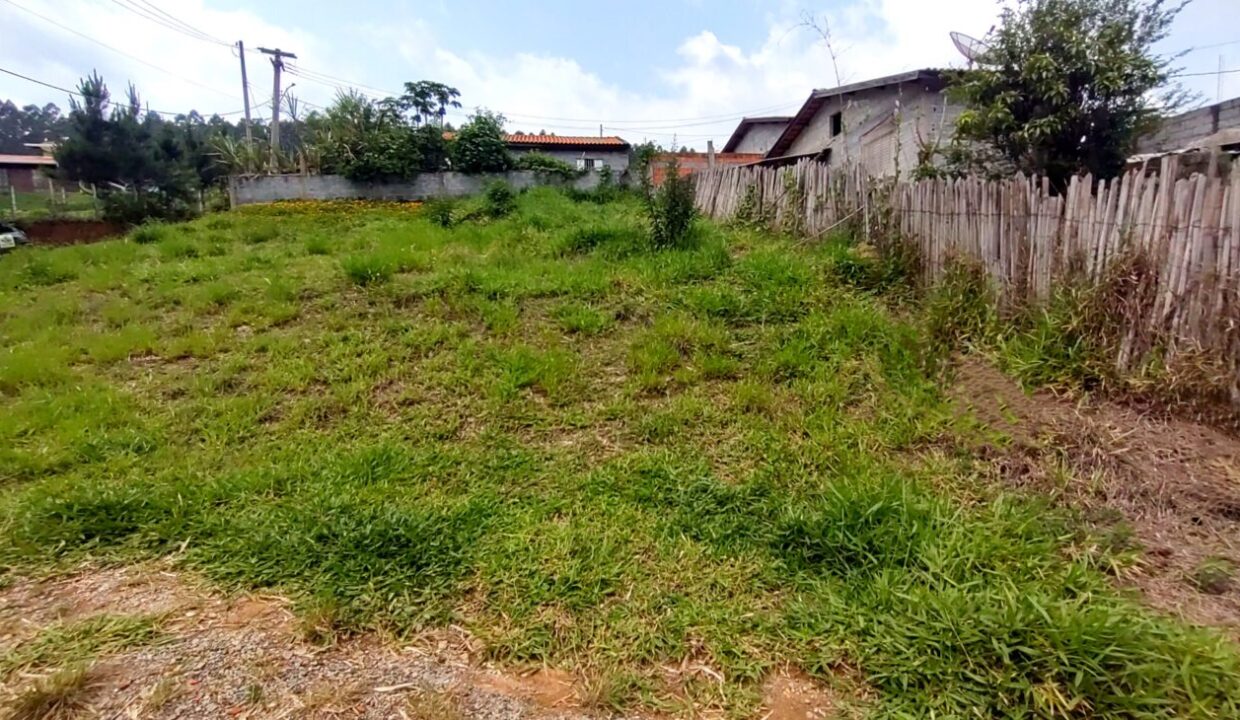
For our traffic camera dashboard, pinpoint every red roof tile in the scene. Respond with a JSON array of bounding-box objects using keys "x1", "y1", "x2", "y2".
[
  {"x1": 0, "y1": 154, "x2": 56, "y2": 166},
  {"x1": 504, "y1": 134, "x2": 629, "y2": 148}
]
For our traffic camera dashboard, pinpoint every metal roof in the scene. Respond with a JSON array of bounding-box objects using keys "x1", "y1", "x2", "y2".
[
  {"x1": 765, "y1": 69, "x2": 945, "y2": 159},
  {"x1": 720, "y1": 116, "x2": 792, "y2": 153}
]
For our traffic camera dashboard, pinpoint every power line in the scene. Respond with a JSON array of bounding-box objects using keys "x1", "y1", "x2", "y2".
[
  {"x1": 1175, "y1": 67, "x2": 1240, "y2": 78},
  {"x1": 0, "y1": 66, "x2": 247, "y2": 118},
  {"x1": 1, "y1": 0, "x2": 240, "y2": 101},
  {"x1": 106, "y1": 0, "x2": 231, "y2": 47},
  {"x1": 282, "y1": 65, "x2": 797, "y2": 134}
]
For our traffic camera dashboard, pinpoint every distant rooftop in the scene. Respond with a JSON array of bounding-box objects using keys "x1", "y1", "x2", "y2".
[
  {"x1": 504, "y1": 134, "x2": 629, "y2": 148},
  {"x1": 0, "y1": 153, "x2": 56, "y2": 166},
  {"x1": 722, "y1": 116, "x2": 793, "y2": 153}
]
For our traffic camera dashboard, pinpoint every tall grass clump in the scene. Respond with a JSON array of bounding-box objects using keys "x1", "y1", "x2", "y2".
[
  {"x1": 646, "y1": 158, "x2": 697, "y2": 250},
  {"x1": 482, "y1": 181, "x2": 517, "y2": 219},
  {"x1": 341, "y1": 254, "x2": 395, "y2": 286},
  {"x1": 129, "y1": 222, "x2": 173, "y2": 245},
  {"x1": 923, "y1": 259, "x2": 994, "y2": 359}
]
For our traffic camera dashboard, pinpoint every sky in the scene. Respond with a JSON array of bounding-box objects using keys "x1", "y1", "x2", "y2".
[{"x1": 1, "y1": 0, "x2": 1237, "y2": 149}]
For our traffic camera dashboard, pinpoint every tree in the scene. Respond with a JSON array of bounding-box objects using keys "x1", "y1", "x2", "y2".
[
  {"x1": 451, "y1": 110, "x2": 512, "y2": 173},
  {"x1": 948, "y1": 0, "x2": 1185, "y2": 188},
  {"x1": 398, "y1": 80, "x2": 462, "y2": 127},
  {"x1": 306, "y1": 90, "x2": 452, "y2": 181},
  {"x1": 54, "y1": 73, "x2": 232, "y2": 222},
  {"x1": 0, "y1": 101, "x2": 67, "y2": 153}
]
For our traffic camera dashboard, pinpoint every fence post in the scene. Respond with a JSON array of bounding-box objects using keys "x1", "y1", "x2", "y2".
[{"x1": 9, "y1": 186, "x2": 16, "y2": 218}]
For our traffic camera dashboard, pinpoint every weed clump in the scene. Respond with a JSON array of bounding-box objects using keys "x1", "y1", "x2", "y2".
[
  {"x1": 646, "y1": 158, "x2": 697, "y2": 250},
  {"x1": 129, "y1": 222, "x2": 172, "y2": 245},
  {"x1": 341, "y1": 254, "x2": 395, "y2": 286},
  {"x1": 422, "y1": 197, "x2": 458, "y2": 228},
  {"x1": 482, "y1": 181, "x2": 517, "y2": 219}
]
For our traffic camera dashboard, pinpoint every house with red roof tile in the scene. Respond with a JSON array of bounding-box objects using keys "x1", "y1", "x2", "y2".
[{"x1": 504, "y1": 134, "x2": 631, "y2": 173}]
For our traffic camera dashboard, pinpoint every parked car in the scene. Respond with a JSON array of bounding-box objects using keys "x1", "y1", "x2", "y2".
[{"x1": 0, "y1": 223, "x2": 29, "y2": 252}]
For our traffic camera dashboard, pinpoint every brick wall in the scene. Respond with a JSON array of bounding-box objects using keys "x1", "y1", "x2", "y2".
[
  {"x1": 1137, "y1": 97, "x2": 1240, "y2": 153},
  {"x1": 650, "y1": 153, "x2": 763, "y2": 186}
]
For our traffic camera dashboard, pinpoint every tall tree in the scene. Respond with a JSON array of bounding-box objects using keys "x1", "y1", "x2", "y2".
[
  {"x1": 398, "y1": 80, "x2": 462, "y2": 126},
  {"x1": 948, "y1": 0, "x2": 1186, "y2": 188},
  {"x1": 54, "y1": 73, "x2": 237, "y2": 221}
]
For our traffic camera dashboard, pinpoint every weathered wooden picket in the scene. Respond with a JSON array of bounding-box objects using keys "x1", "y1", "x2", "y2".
[{"x1": 693, "y1": 157, "x2": 1239, "y2": 382}]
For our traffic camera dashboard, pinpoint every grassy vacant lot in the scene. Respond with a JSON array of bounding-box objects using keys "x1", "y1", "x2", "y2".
[{"x1": 0, "y1": 189, "x2": 1237, "y2": 717}]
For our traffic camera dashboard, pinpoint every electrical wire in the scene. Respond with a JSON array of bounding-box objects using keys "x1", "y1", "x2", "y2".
[
  {"x1": 106, "y1": 0, "x2": 231, "y2": 47},
  {"x1": 283, "y1": 66, "x2": 796, "y2": 136},
  {"x1": 1, "y1": 0, "x2": 240, "y2": 100},
  {"x1": 1, "y1": 66, "x2": 247, "y2": 118},
  {"x1": 1174, "y1": 67, "x2": 1240, "y2": 78}
]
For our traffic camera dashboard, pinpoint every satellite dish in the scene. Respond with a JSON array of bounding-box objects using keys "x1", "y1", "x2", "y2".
[{"x1": 950, "y1": 31, "x2": 992, "y2": 67}]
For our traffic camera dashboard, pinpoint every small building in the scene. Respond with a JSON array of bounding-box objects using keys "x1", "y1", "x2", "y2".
[
  {"x1": 0, "y1": 153, "x2": 56, "y2": 192},
  {"x1": 721, "y1": 116, "x2": 791, "y2": 155},
  {"x1": 1137, "y1": 97, "x2": 1240, "y2": 155},
  {"x1": 761, "y1": 69, "x2": 962, "y2": 178},
  {"x1": 504, "y1": 134, "x2": 631, "y2": 173}
]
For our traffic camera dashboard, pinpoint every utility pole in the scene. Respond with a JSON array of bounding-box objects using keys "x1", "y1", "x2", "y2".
[
  {"x1": 258, "y1": 46, "x2": 297, "y2": 173},
  {"x1": 237, "y1": 41, "x2": 253, "y2": 147}
]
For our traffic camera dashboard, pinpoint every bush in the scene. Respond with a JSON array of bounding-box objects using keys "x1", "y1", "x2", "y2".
[
  {"x1": 482, "y1": 181, "x2": 516, "y2": 219},
  {"x1": 102, "y1": 191, "x2": 194, "y2": 226},
  {"x1": 451, "y1": 110, "x2": 513, "y2": 173},
  {"x1": 514, "y1": 152, "x2": 578, "y2": 179},
  {"x1": 422, "y1": 197, "x2": 458, "y2": 228},
  {"x1": 646, "y1": 158, "x2": 697, "y2": 250},
  {"x1": 129, "y1": 222, "x2": 174, "y2": 245}
]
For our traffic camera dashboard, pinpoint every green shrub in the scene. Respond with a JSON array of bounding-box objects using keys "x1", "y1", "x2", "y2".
[
  {"x1": 514, "y1": 152, "x2": 578, "y2": 179},
  {"x1": 422, "y1": 197, "x2": 458, "y2": 228},
  {"x1": 102, "y1": 191, "x2": 194, "y2": 225},
  {"x1": 646, "y1": 158, "x2": 697, "y2": 250},
  {"x1": 482, "y1": 181, "x2": 516, "y2": 219},
  {"x1": 129, "y1": 222, "x2": 173, "y2": 245},
  {"x1": 451, "y1": 110, "x2": 513, "y2": 173}
]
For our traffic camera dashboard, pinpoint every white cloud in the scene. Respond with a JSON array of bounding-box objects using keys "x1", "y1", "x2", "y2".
[{"x1": 3, "y1": 0, "x2": 1231, "y2": 149}]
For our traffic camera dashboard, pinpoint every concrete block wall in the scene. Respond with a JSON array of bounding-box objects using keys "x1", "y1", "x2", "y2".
[{"x1": 228, "y1": 171, "x2": 607, "y2": 207}]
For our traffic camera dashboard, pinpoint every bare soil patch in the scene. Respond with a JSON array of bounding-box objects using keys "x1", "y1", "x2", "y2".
[
  {"x1": 0, "y1": 565, "x2": 639, "y2": 720},
  {"x1": 0, "y1": 566, "x2": 857, "y2": 719},
  {"x1": 952, "y1": 358, "x2": 1240, "y2": 634}
]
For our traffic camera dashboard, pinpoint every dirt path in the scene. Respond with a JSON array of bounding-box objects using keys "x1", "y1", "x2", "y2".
[
  {"x1": 952, "y1": 358, "x2": 1240, "y2": 635},
  {"x1": 0, "y1": 566, "x2": 843, "y2": 719}
]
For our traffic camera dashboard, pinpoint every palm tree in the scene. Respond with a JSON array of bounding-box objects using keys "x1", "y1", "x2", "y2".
[{"x1": 398, "y1": 81, "x2": 461, "y2": 127}]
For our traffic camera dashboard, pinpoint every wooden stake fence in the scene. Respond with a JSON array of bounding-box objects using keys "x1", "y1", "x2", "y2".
[{"x1": 693, "y1": 159, "x2": 1240, "y2": 388}]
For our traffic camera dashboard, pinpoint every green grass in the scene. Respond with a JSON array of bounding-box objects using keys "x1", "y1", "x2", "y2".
[
  {"x1": 1, "y1": 615, "x2": 162, "y2": 676},
  {"x1": 0, "y1": 189, "x2": 1236, "y2": 717},
  {"x1": 4, "y1": 190, "x2": 96, "y2": 221}
]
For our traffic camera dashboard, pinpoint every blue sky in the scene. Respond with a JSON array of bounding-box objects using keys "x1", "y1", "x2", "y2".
[{"x1": 1, "y1": 0, "x2": 1236, "y2": 147}]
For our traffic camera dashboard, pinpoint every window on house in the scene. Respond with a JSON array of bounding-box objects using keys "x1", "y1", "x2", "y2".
[
  {"x1": 830, "y1": 111, "x2": 843, "y2": 137},
  {"x1": 0, "y1": 169, "x2": 8, "y2": 188},
  {"x1": 583, "y1": 158, "x2": 596, "y2": 171}
]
